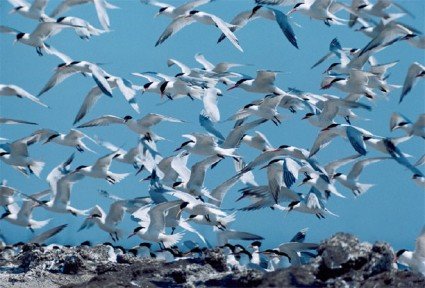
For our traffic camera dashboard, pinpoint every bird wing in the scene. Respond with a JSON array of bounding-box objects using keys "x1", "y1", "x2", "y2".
[
  {"x1": 217, "y1": 229, "x2": 264, "y2": 246},
  {"x1": 203, "y1": 87, "x2": 220, "y2": 122},
  {"x1": 267, "y1": 160, "x2": 283, "y2": 203},
  {"x1": 217, "y1": 9, "x2": 253, "y2": 43},
  {"x1": 283, "y1": 158, "x2": 301, "y2": 188},
  {"x1": 400, "y1": 62, "x2": 424, "y2": 103},
  {"x1": 187, "y1": 155, "x2": 221, "y2": 191},
  {"x1": 346, "y1": 126, "x2": 367, "y2": 155},
  {"x1": 50, "y1": 0, "x2": 77, "y2": 17},
  {"x1": 7, "y1": 0, "x2": 30, "y2": 7},
  {"x1": 93, "y1": 0, "x2": 110, "y2": 30},
  {"x1": 0, "y1": 117, "x2": 37, "y2": 125},
  {"x1": 105, "y1": 200, "x2": 126, "y2": 227},
  {"x1": 209, "y1": 13, "x2": 243, "y2": 52},
  {"x1": 138, "y1": 113, "x2": 183, "y2": 128},
  {"x1": 73, "y1": 86, "x2": 103, "y2": 124},
  {"x1": 171, "y1": 152, "x2": 191, "y2": 183},
  {"x1": 309, "y1": 130, "x2": 339, "y2": 157},
  {"x1": 18, "y1": 189, "x2": 50, "y2": 219},
  {"x1": 88, "y1": 64, "x2": 112, "y2": 96},
  {"x1": 174, "y1": 0, "x2": 213, "y2": 15},
  {"x1": 268, "y1": 7, "x2": 298, "y2": 48},
  {"x1": 29, "y1": 224, "x2": 67, "y2": 244},
  {"x1": 38, "y1": 67, "x2": 78, "y2": 97},
  {"x1": 389, "y1": 112, "x2": 411, "y2": 131},
  {"x1": 0, "y1": 25, "x2": 21, "y2": 35},
  {"x1": 347, "y1": 157, "x2": 389, "y2": 180},
  {"x1": 155, "y1": 15, "x2": 195, "y2": 46},
  {"x1": 46, "y1": 153, "x2": 75, "y2": 192},
  {"x1": 255, "y1": 0, "x2": 298, "y2": 5},
  {"x1": 148, "y1": 201, "x2": 181, "y2": 234},
  {"x1": 209, "y1": 177, "x2": 239, "y2": 207},
  {"x1": 77, "y1": 115, "x2": 125, "y2": 128},
  {"x1": 30, "y1": 0, "x2": 48, "y2": 13},
  {"x1": 415, "y1": 226, "x2": 425, "y2": 258},
  {"x1": 254, "y1": 70, "x2": 276, "y2": 87},
  {"x1": 116, "y1": 77, "x2": 139, "y2": 113},
  {"x1": 167, "y1": 58, "x2": 191, "y2": 74},
  {"x1": 5, "y1": 85, "x2": 48, "y2": 107},
  {"x1": 92, "y1": 151, "x2": 116, "y2": 171},
  {"x1": 199, "y1": 113, "x2": 225, "y2": 140},
  {"x1": 194, "y1": 53, "x2": 214, "y2": 70},
  {"x1": 10, "y1": 135, "x2": 37, "y2": 158},
  {"x1": 324, "y1": 154, "x2": 361, "y2": 176}
]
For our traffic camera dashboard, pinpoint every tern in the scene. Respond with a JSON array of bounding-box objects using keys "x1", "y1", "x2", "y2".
[
  {"x1": 333, "y1": 157, "x2": 390, "y2": 196},
  {"x1": 38, "y1": 60, "x2": 113, "y2": 97},
  {"x1": 0, "y1": 117, "x2": 38, "y2": 125},
  {"x1": 390, "y1": 113, "x2": 425, "y2": 138},
  {"x1": 31, "y1": 128, "x2": 97, "y2": 153},
  {"x1": 79, "y1": 201, "x2": 129, "y2": 242},
  {"x1": 73, "y1": 75, "x2": 139, "y2": 124},
  {"x1": 0, "y1": 135, "x2": 45, "y2": 177},
  {"x1": 299, "y1": 172, "x2": 345, "y2": 199},
  {"x1": 175, "y1": 133, "x2": 240, "y2": 158},
  {"x1": 56, "y1": 16, "x2": 106, "y2": 40},
  {"x1": 0, "y1": 84, "x2": 48, "y2": 108},
  {"x1": 78, "y1": 113, "x2": 184, "y2": 141},
  {"x1": 217, "y1": 229, "x2": 264, "y2": 246},
  {"x1": 0, "y1": 190, "x2": 51, "y2": 232},
  {"x1": 396, "y1": 226, "x2": 425, "y2": 276},
  {"x1": 0, "y1": 23, "x2": 80, "y2": 60},
  {"x1": 399, "y1": 62, "x2": 425, "y2": 103},
  {"x1": 218, "y1": 5, "x2": 298, "y2": 48},
  {"x1": 0, "y1": 180, "x2": 18, "y2": 208},
  {"x1": 288, "y1": 0, "x2": 351, "y2": 26},
  {"x1": 142, "y1": 0, "x2": 214, "y2": 18},
  {"x1": 7, "y1": 0, "x2": 51, "y2": 21},
  {"x1": 168, "y1": 189, "x2": 227, "y2": 217},
  {"x1": 50, "y1": 0, "x2": 119, "y2": 31},
  {"x1": 227, "y1": 70, "x2": 285, "y2": 95},
  {"x1": 155, "y1": 10, "x2": 243, "y2": 52},
  {"x1": 242, "y1": 131, "x2": 274, "y2": 152},
  {"x1": 74, "y1": 151, "x2": 130, "y2": 184},
  {"x1": 129, "y1": 201, "x2": 184, "y2": 248}
]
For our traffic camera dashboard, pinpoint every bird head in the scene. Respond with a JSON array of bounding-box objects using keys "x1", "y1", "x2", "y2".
[
  {"x1": 321, "y1": 123, "x2": 340, "y2": 131},
  {"x1": 174, "y1": 140, "x2": 194, "y2": 152},
  {"x1": 333, "y1": 172, "x2": 343, "y2": 179},
  {"x1": 249, "y1": 5, "x2": 262, "y2": 19},
  {"x1": 123, "y1": 115, "x2": 133, "y2": 122},
  {"x1": 9, "y1": 6, "x2": 24, "y2": 14},
  {"x1": 302, "y1": 112, "x2": 314, "y2": 120},
  {"x1": 155, "y1": 6, "x2": 170, "y2": 17},
  {"x1": 323, "y1": 63, "x2": 340, "y2": 74},
  {"x1": 128, "y1": 226, "x2": 145, "y2": 238},
  {"x1": 44, "y1": 133, "x2": 60, "y2": 144},
  {"x1": 0, "y1": 211, "x2": 11, "y2": 219},
  {"x1": 289, "y1": 2, "x2": 305, "y2": 14},
  {"x1": 75, "y1": 165, "x2": 88, "y2": 171},
  {"x1": 227, "y1": 78, "x2": 248, "y2": 91}
]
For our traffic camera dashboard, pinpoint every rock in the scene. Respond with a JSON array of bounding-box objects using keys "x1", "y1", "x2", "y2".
[{"x1": 0, "y1": 233, "x2": 424, "y2": 287}]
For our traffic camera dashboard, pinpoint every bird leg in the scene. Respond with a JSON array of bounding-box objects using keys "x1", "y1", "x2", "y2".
[
  {"x1": 76, "y1": 145, "x2": 84, "y2": 152},
  {"x1": 186, "y1": 93, "x2": 194, "y2": 101},
  {"x1": 28, "y1": 226, "x2": 34, "y2": 233},
  {"x1": 205, "y1": 214, "x2": 211, "y2": 222},
  {"x1": 110, "y1": 233, "x2": 116, "y2": 242},
  {"x1": 115, "y1": 232, "x2": 119, "y2": 241},
  {"x1": 171, "y1": 227, "x2": 176, "y2": 235},
  {"x1": 106, "y1": 176, "x2": 116, "y2": 184},
  {"x1": 133, "y1": 162, "x2": 139, "y2": 170},
  {"x1": 36, "y1": 47, "x2": 43, "y2": 56},
  {"x1": 27, "y1": 165, "x2": 34, "y2": 175},
  {"x1": 344, "y1": 116, "x2": 351, "y2": 125}
]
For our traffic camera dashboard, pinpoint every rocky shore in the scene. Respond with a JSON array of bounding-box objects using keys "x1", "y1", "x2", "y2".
[{"x1": 0, "y1": 233, "x2": 424, "y2": 288}]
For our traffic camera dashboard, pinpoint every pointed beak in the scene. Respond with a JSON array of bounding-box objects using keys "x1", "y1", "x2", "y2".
[
  {"x1": 154, "y1": 12, "x2": 160, "y2": 18},
  {"x1": 297, "y1": 181, "x2": 306, "y2": 187},
  {"x1": 227, "y1": 85, "x2": 237, "y2": 91},
  {"x1": 289, "y1": 9, "x2": 296, "y2": 14},
  {"x1": 128, "y1": 232, "x2": 136, "y2": 239},
  {"x1": 8, "y1": 8, "x2": 17, "y2": 14}
]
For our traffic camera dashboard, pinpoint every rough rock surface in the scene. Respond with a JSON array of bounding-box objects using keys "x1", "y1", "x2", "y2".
[{"x1": 0, "y1": 233, "x2": 423, "y2": 287}]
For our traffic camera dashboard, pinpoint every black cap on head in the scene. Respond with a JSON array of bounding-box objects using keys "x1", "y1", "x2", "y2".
[
  {"x1": 16, "y1": 32, "x2": 25, "y2": 40},
  {"x1": 180, "y1": 202, "x2": 189, "y2": 209},
  {"x1": 189, "y1": 10, "x2": 199, "y2": 15},
  {"x1": 251, "y1": 241, "x2": 262, "y2": 247},
  {"x1": 396, "y1": 249, "x2": 407, "y2": 258},
  {"x1": 123, "y1": 115, "x2": 133, "y2": 121},
  {"x1": 133, "y1": 226, "x2": 144, "y2": 233}
]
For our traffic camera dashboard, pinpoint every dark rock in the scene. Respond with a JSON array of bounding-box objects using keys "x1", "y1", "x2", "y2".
[{"x1": 62, "y1": 255, "x2": 82, "y2": 274}]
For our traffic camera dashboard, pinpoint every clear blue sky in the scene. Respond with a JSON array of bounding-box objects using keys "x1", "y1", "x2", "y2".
[{"x1": 0, "y1": 0, "x2": 424, "y2": 251}]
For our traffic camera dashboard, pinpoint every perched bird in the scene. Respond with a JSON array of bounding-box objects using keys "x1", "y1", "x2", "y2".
[{"x1": 396, "y1": 226, "x2": 425, "y2": 276}]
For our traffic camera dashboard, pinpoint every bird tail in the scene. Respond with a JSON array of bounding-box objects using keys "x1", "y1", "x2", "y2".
[
  {"x1": 107, "y1": 172, "x2": 130, "y2": 184},
  {"x1": 220, "y1": 212, "x2": 237, "y2": 226},
  {"x1": 354, "y1": 183, "x2": 375, "y2": 196},
  {"x1": 162, "y1": 232, "x2": 184, "y2": 248},
  {"x1": 29, "y1": 160, "x2": 45, "y2": 177},
  {"x1": 31, "y1": 218, "x2": 51, "y2": 229}
]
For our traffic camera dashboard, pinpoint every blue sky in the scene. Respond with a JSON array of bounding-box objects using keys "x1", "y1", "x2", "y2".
[{"x1": 0, "y1": 0, "x2": 424, "y2": 251}]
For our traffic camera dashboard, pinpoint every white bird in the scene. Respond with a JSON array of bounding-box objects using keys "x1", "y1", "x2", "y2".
[
  {"x1": 333, "y1": 157, "x2": 390, "y2": 196},
  {"x1": 0, "y1": 135, "x2": 45, "y2": 177},
  {"x1": 142, "y1": 0, "x2": 214, "y2": 18},
  {"x1": 155, "y1": 10, "x2": 243, "y2": 52},
  {"x1": 175, "y1": 133, "x2": 240, "y2": 158},
  {"x1": 73, "y1": 75, "x2": 138, "y2": 124},
  {"x1": 412, "y1": 174, "x2": 425, "y2": 188},
  {"x1": 288, "y1": 0, "x2": 351, "y2": 26},
  {"x1": 227, "y1": 70, "x2": 285, "y2": 95},
  {"x1": 173, "y1": 155, "x2": 223, "y2": 200},
  {"x1": 0, "y1": 23, "x2": 79, "y2": 61},
  {"x1": 79, "y1": 201, "x2": 129, "y2": 242},
  {"x1": 0, "y1": 180, "x2": 18, "y2": 208},
  {"x1": 399, "y1": 62, "x2": 425, "y2": 103},
  {"x1": 218, "y1": 5, "x2": 298, "y2": 48},
  {"x1": 31, "y1": 128, "x2": 97, "y2": 153},
  {"x1": 228, "y1": 94, "x2": 284, "y2": 125},
  {"x1": 7, "y1": 0, "x2": 51, "y2": 21},
  {"x1": 309, "y1": 124, "x2": 373, "y2": 157},
  {"x1": 74, "y1": 151, "x2": 130, "y2": 184},
  {"x1": 128, "y1": 201, "x2": 184, "y2": 248},
  {"x1": 202, "y1": 87, "x2": 221, "y2": 122},
  {"x1": 396, "y1": 226, "x2": 425, "y2": 276},
  {"x1": 38, "y1": 60, "x2": 113, "y2": 97},
  {"x1": 0, "y1": 190, "x2": 51, "y2": 231},
  {"x1": 56, "y1": 16, "x2": 106, "y2": 39},
  {"x1": 217, "y1": 229, "x2": 264, "y2": 246},
  {"x1": 0, "y1": 117, "x2": 38, "y2": 125},
  {"x1": 77, "y1": 113, "x2": 184, "y2": 141},
  {"x1": 221, "y1": 119, "x2": 268, "y2": 149},
  {"x1": 299, "y1": 172, "x2": 345, "y2": 199},
  {"x1": 50, "y1": 0, "x2": 119, "y2": 31},
  {"x1": 390, "y1": 113, "x2": 425, "y2": 138},
  {"x1": 0, "y1": 84, "x2": 48, "y2": 108},
  {"x1": 238, "y1": 131, "x2": 272, "y2": 154}
]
